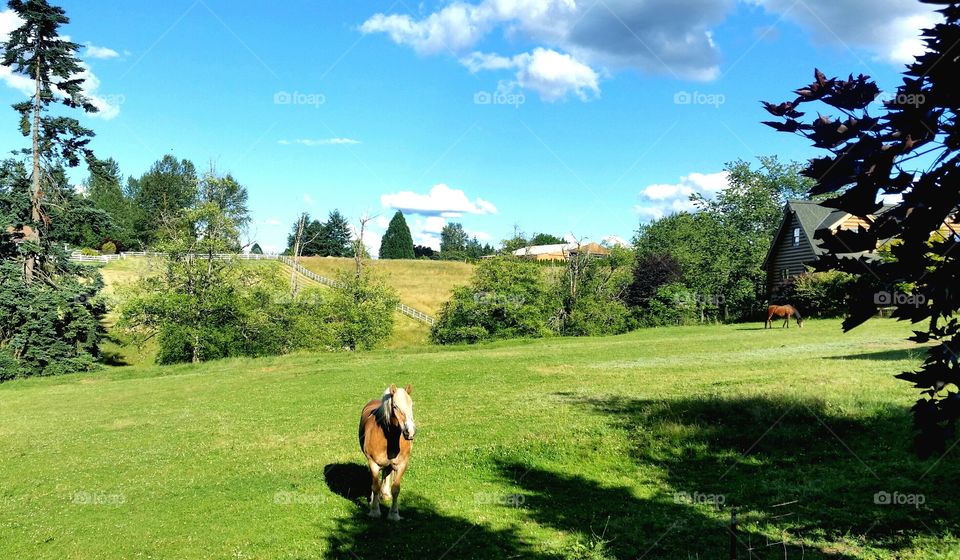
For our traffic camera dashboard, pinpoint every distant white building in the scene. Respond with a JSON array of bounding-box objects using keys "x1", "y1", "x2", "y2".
[{"x1": 511, "y1": 241, "x2": 610, "y2": 261}]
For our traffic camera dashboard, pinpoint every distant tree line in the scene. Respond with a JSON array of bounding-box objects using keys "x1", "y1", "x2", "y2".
[
  {"x1": 628, "y1": 156, "x2": 812, "y2": 325},
  {"x1": 283, "y1": 211, "x2": 353, "y2": 257},
  {"x1": 432, "y1": 156, "x2": 818, "y2": 345}
]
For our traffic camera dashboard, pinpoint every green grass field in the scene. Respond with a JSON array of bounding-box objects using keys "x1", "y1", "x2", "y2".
[{"x1": 1, "y1": 319, "x2": 958, "y2": 559}]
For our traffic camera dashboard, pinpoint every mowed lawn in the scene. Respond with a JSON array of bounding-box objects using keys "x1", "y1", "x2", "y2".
[{"x1": 1, "y1": 320, "x2": 958, "y2": 559}]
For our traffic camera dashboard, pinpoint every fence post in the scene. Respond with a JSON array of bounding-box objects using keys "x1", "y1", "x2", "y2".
[{"x1": 730, "y1": 507, "x2": 737, "y2": 560}]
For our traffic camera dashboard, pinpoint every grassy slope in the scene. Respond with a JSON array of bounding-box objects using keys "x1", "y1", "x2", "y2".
[
  {"x1": 297, "y1": 257, "x2": 474, "y2": 316},
  {"x1": 1, "y1": 320, "x2": 958, "y2": 559},
  {"x1": 98, "y1": 258, "x2": 433, "y2": 353}
]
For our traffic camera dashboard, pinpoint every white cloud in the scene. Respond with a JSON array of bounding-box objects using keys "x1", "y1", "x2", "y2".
[
  {"x1": 463, "y1": 47, "x2": 599, "y2": 101},
  {"x1": 278, "y1": 138, "x2": 361, "y2": 146},
  {"x1": 83, "y1": 42, "x2": 120, "y2": 60},
  {"x1": 423, "y1": 216, "x2": 448, "y2": 234},
  {"x1": 748, "y1": 0, "x2": 942, "y2": 64},
  {"x1": 602, "y1": 235, "x2": 631, "y2": 247},
  {"x1": 362, "y1": 0, "x2": 727, "y2": 99},
  {"x1": 303, "y1": 193, "x2": 315, "y2": 206},
  {"x1": 381, "y1": 184, "x2": 498, "y2": 217},
  {"x1": 466, "y1": 229, "x2": 492, "y2": 241},
  {"x1": 635, "y1": 171, "x2": 729, "y2": 221},
  {"x1": 1, "y1": 10, "x2": 122, "y2": 120},
  {"x1": 265, "y1": 218, "x2": 282, "y2": 226}
]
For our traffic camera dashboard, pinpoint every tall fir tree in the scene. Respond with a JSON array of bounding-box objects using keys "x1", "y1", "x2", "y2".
[
  {"x1": 379, "y1": 211, "x2": 415, "y2": 259},
  {"x1": 1, "y1": 0, "x2": 106, "y2": 378},
  {"x1": 2, "y1": 0, "x2": 100, "y2": 281}
]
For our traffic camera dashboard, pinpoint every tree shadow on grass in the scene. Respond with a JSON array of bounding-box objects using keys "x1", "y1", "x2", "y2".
[
  {"x1": 99, "y1": 334, "x2": 131, "y2": 366},
  {"x1": 322, "y1": 462, "x2": 560, "y2": 560},
  {"x1": 553, "y1": 393, "x2": 959, "y2": 558},
  {"x1": 825, "y1": 348, "x2": 924, "y2": 361}
]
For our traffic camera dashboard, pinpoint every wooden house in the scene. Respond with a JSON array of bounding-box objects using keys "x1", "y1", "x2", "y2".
[{"x1": 763, "y1": 201, "x2": 893, "y2": 297}]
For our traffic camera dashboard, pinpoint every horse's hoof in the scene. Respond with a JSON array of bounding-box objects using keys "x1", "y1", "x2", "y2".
[
  {"x1": 367, "y1": 510, "x2": 381, "y2": 518},
  {"x1": 388, "y1": 512, "x2": 402, "y2": 521}
]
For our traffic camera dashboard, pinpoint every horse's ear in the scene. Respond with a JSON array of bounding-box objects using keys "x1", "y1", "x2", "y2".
[
  {"x1": 405, "y1": 384, "x2": 413, "y2": 395},
  {"x1": 389, "y1": 384, "x2": 397, "y2": 395}
]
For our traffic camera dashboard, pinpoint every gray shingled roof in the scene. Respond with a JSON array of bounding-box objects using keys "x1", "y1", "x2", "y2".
[
  {"x1": 763, "y1": 200, "x2": 896, "y2": 268},
  {"x1": 786, "y1": 200, "x2": 848, "y2": 255}
]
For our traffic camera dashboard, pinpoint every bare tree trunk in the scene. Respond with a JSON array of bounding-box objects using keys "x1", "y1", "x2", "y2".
[
  {"x1": 290, "y1": 214, "x2": 304, "y2": 299},
  {"x1": 24, "y1": 57, "x2": 43, "y2": 283},
  {"x1": 354, "y1": 215, "x2": 372, "y2": 278}
]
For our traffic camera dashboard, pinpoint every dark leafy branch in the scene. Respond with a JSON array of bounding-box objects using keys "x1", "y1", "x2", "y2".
[{"x1": 763, "y1": 0, "x2": 960, "y2": 457}]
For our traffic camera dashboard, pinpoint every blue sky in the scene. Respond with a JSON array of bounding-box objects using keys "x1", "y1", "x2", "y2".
[{"x1": 0, "y1": 0, "x2": 943, "y2": 254}]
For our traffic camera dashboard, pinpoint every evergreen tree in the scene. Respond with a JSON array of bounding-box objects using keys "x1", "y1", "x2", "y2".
[
  {"x1": 250, "y1": 243, "x2": 263, "y2": 255},
  {"x1": 319, "y1": 210, "x2": 352, "y2": 257},
  {"x1": 1, "y1": 0, "x2": 107, "y2": 378},
  {"x1": 285, "y1": 213, "x2": 325, "y2": 256},
  {"x1": 2, "y1": 0, "x2": 100, "y2": 281},
  {"x1": 86, "y1": 158, "x2": 132, "y2": 249},
  {"x1": 379, "y1": 211, "x2": 415, "y2": 259}
]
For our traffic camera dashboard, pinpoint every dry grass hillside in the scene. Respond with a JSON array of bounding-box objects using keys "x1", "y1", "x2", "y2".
[{"x1": 297, "y1": 257, "x2": 475, "y2": 316}]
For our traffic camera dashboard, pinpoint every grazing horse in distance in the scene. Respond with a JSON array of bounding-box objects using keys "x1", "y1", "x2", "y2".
[
  {"x1": 766, "y1": 304, "x2": 803, "y2": 329},
  {"x1": 359, "y1": 384, "x2": 416, "y2": 520}
]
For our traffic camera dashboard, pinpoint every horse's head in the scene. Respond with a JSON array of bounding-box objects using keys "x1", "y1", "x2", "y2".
[{"x1": 389, "y1": 384, "x2": 416, "y2": 441}]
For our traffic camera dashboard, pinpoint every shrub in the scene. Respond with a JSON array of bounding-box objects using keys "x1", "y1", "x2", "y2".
[
  {"x1": 80, "y1": 247, "x2": 99, "y2": 256},
  {"x1": 431, "y1": 257, "x2": 557, "y2": 344},
  {"x1": 101, "y1": 241, "x2": 117, "y2": 255},
  {"x1": 776, "y1": 270, "x2": 856, "y2": 318},
  {"x1": 635, "y1": 282, "x2": 700, "y2": 326},
  {"x1": 323, "y1": 270, "x2": 399, "y2": 351}
]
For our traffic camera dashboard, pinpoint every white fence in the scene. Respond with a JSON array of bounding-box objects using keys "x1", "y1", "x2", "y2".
[{"x1": 69, "y1": 251, "x2": 437, "y2": 326}]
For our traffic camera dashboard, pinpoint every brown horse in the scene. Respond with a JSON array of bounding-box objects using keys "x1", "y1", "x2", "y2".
[
  {"x1": 359, "y1": 384, "x2": 416, "y2": 520},
  {"x1": 766, "y1": 304, "x2": 803, "y2": 329}
]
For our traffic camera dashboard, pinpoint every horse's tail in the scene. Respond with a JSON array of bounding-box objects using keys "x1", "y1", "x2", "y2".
[{"x1": 381, "y1": 466, "x2": 394, "y2": 501}]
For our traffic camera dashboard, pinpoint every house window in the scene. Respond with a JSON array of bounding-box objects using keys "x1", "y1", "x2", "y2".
[
  {"x1": 781, "y1": 268, "x2": 790, "y2": 281},
  {"x1": 793, "y1": 227, "x2": 801, "y2": 247}
]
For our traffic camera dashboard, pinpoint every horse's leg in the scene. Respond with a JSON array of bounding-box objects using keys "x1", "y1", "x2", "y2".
[
  {"x1": 783, "y1": 315, "x2": 789, "y2": 328},
  {"x1": 367, "y1": 460, "x2": 383, "y2": 518},
  {"x1": 387, "y1": 458, "x2": 409, "y2": 521}
]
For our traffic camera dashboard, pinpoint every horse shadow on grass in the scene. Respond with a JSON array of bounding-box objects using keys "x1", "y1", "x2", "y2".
[
  {"x1": 543, "y1": 393, "x2": 959, "y2": 558},
  {"x1": 322, "y1": 462, "x2": 561, "y2": 559}
]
